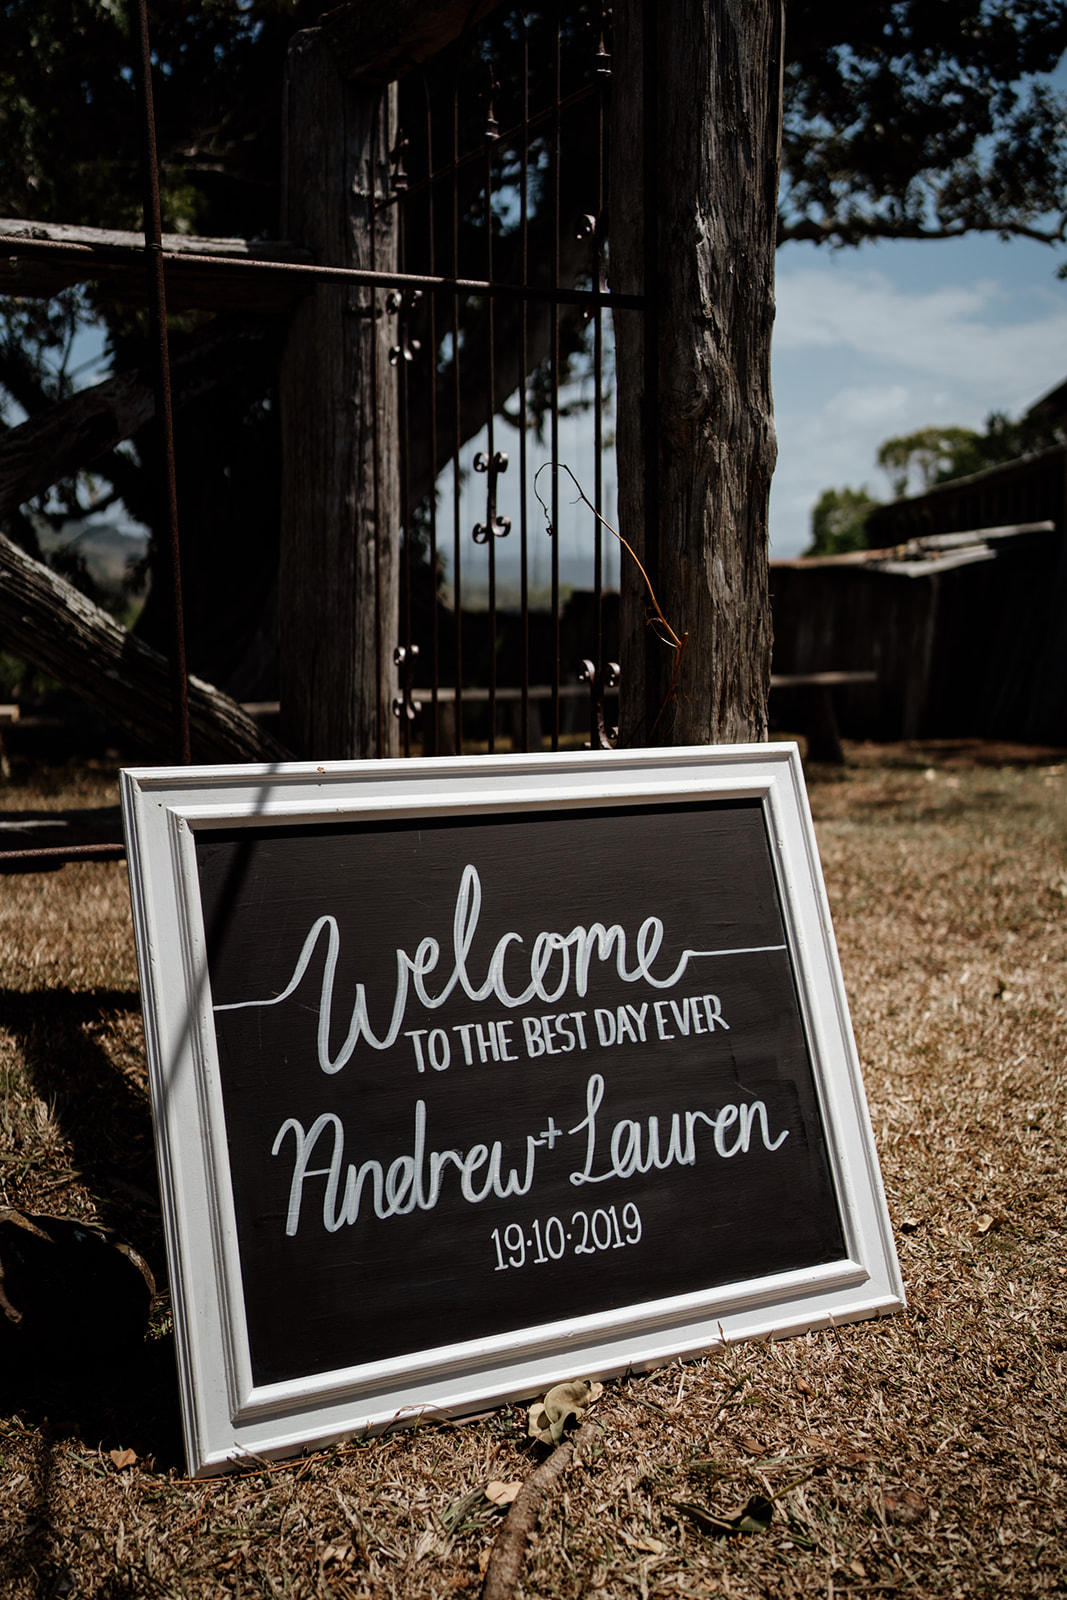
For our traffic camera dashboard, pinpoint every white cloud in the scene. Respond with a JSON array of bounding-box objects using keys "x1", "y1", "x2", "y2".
[
  {"x1": 769, "y1": 254, "x2": 1067, "y2": 557},
  {"x1": 774, "y1": 266, "x2": 1067, "y2": 410}
]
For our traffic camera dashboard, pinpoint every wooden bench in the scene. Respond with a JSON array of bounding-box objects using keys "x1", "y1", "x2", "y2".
[{"x1": 769, "y1": 671, "x2": 878, "y2": 764}]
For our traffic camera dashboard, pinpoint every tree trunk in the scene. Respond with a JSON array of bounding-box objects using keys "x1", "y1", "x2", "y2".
[
  {"x1": 612, "y1": 0, "x2": 783, "y2": 747},
  {"x1": 279, "y1": 30, "x2": 399, "y2": 760},
  {"x1": 0, "y1": 531, "x2": 289, "y2": 764}
]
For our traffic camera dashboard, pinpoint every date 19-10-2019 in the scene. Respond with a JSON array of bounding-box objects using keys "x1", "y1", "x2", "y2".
[{"x1": 491, "y1": 1203, "x2": 642, "y2": 1271}]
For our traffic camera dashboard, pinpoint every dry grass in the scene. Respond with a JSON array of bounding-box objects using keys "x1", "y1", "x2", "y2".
[{"x1": 1, "y1": 744, "x2": 1065, "y2": 1599}]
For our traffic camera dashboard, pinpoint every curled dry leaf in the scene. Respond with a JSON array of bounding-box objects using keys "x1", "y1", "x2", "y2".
[
  {"x1": 673, "y1": 1494, "x2": 773, "y2": 1538},
  {"x1": 882, "y1": 1487, "x2": 927, "y2": 1526},
  {"x1": 620, "y1": 1531, "x2": 665, "y2": 1555},
  {"x1": 794, "y1": 1376, "x2": 816, "y2": 1396},
  {"x1": 527, "y1": 1378, "x2": 604, "y2": 1446},
  {"x1": 975, "y1": 1213, "x2": 996, "y2": 1234},
  {"x1": 485, "y1": 1480, "x2": 522, "y2": 1507},
  {"x1": 109, "y1": 1448, "x2": 137, "y2": 1470},
  {"x1": 738, "y1": 1434, "x2": 769, "y2": 1455}
]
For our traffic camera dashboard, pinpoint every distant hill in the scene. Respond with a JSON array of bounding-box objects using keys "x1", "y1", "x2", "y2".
[{"x1": 34, "y1": 517, "x2": 149, "y2": 606}]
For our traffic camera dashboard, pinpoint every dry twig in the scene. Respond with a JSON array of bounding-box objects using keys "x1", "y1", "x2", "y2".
[{"x1": 481, "y1": 1420, "x2": 598, "y2": 1600}]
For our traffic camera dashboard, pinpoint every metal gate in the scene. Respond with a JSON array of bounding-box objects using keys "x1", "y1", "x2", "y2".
[{"x1": 385, "y1": 3, "x2": 631, "y2": 756}]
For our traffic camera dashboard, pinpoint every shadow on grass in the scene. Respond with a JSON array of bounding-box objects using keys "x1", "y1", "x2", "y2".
[
  {"x1": 0, "y1": 1330, "x2": 185, "y2": 1474},
  {"x1": 2, "y1": 987, "x2": 160, "y2": 1252},
  {"x1": 1, "y1": 987, "x2": 186, "y2": 1482}
]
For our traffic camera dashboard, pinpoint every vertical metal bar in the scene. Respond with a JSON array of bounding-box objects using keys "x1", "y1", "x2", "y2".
[
  {"x1": 485, "y1": 130, "x2": 497, "y2": 754},
  {"x1": 398, "y1": 186, "x2": 413, "y2": 759},
  {"x1": 591, "y1": 14, "x2": 607, "y2": 751},
  {"x1": 642, "y1": 0, "x2": 660, "y2": 746},
  {"x1": 451, "y1": 66, "x2": 464, "y2": 755},
  {"x1": 556, "y1": 6, "x2": 563, "y2": 755},
  {"x1": 132, "y1": 0, "x2": 190, "y2": 765},
  {"x1": 519, "y1": 16, "x2": 531, "y2": 753},
  {"x1": 370, "y1": 97, "x2": 385, "y2": 760},
  {"x1": 424, "y1": 79, "x2": 440, "y2": 755}
]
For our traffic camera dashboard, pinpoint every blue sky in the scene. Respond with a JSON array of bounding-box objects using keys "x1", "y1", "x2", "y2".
[
  {"x1": 770, "y1": 232, "x2": 1067, "y2": 558},
  {"x1": 456, "y1": 224, "x2": 1067, "y2": 587}
]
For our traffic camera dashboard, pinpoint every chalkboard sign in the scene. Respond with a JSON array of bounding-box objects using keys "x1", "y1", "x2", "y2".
[{"x1": 122, "y1": 746, "x2": 903, "y2": 1477}]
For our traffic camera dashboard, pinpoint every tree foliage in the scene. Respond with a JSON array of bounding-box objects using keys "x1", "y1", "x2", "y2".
[
  {"x1": 875, "y1": 425, "x2": 988, "y2": 497},
  {"x1": 805, "y1": 485, "x2": 880, "y2": 555},
  {"x1": 876, "y1": 400, "x2": 1066, "y2": 499},
  {"x1": 809, "y1": 391, "x2": 1067, "y2": 550},
  {"x1": 783, "y1": 1, "x2": 1067, "y2": 251}
]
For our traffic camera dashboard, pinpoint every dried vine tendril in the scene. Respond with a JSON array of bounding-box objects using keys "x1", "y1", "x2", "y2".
[{"x1": 533, "y1": 461, "x2": 688, "y2": 739}]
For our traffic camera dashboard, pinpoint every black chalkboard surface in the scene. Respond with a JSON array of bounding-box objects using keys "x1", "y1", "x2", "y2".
[{"x1": 195, "y1": 798, "x2": 845, "y2": 1388}]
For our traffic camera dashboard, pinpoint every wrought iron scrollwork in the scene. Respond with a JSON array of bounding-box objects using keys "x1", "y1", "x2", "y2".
[{"x1": 472, "y1": 450, "x2": 512, "y2": 544}]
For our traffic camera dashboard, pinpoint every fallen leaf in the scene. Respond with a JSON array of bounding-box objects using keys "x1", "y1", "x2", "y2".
[
  {"x1": 882, "y1": 1488, "x2": 927, "y2": 1526},
  {"x1": 673, "y1": 1495, "x2": 773, "y2": 1538},
  {"x1": 620, "y1": 1531, "x2": 665, "y2": 1555},
  {"x1": 738, "y1": 1435, "x2": 769, "y2": 1455},
  {"x1": 849, "y1": 1559, "x2": 868, "y2": 1579},
  {"x1": 734, "y1": 1497, "x2": 774, "y2": 1535},
  {"x1": 477, "y1": 1549, "x2": 492, "y2": 1576},
  {"x1": 109, "y1": 1449, "x2": 137, "y2": 1470},
  {"x1": 975, "y1": 1213, "x2": 996, "y2": 1234},
  {"x1": 527, "y1": 1378, "x2": 604, "y2": 1446},
  {"x1": 794, "y1": 1376, "x2": 816, "y2": 1396},
  {"x1": 485, "y1": 1480, "x2": 522, "y2": 1507}
]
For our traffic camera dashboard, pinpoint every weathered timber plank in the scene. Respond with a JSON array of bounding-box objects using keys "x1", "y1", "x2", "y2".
[
  {"x1": 0, "y1": 531, "x2": 290, "y2": 764},
  {"x1": 0, "y1": 221, "x2": 311, "y2": 312}
]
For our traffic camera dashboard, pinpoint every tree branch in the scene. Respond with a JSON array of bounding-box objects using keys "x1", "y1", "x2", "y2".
[
  {"x1": 777, "y1": 211, "x2": 1067, "y2": 249},
  {"x1": 319, "y1": 0, "x2": 507, "y2": 87},
  {"x1": 482, "y1": 1422, "x2": 599, "y2": 1600},
  {"x1": 0, "y1": 321, "x2": 266, "y2": 518},
  {"x1": 0, "y1": 529, "x2": 290, "y2": 764}
]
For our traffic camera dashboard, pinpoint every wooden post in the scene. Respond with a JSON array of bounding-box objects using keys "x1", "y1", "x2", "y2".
[
  {"x1": 279, "y1": 29, "x2": 399, "y2": 760},
  {"x1": 612, "y1": 0, "x2": 784, "y2": 746}
]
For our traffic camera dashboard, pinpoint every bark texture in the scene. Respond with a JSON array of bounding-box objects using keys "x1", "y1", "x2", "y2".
[
  {"x1": 612, "y1": 0, "x2": 783, "y2": 746},
  {"x1": 279, "y1": 31, "x2": 399, "y2": 760},
  {"x1": 0, "y1": 532, "x2": 289, "y2": 764}
]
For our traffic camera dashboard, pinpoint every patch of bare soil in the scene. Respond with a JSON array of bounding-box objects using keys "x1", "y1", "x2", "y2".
[{"x1": 0, "y1": 748, "x2": 1064, "y2": 1598}]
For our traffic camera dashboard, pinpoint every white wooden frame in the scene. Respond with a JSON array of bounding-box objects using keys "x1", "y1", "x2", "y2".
[{"x1": 121, "y1": 743, "x2": 903, "y2": 1477}]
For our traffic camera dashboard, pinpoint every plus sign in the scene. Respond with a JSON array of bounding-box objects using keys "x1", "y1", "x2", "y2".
[{"x1": 539, "y1": 1117, "x2": 562, "y2": 1149}]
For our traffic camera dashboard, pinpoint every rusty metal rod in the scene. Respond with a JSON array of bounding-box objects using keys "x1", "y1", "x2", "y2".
[
  {"x1": 0, "y1": 844, "x2": 127, "y2": 866},
  {"x1": 5, "y1": 235, "x2": 644, "y2": 310},
  {"x1": 519, "y1": 16, "x2": 531, "y2": 754},
  {"x1": 132, "y1": 0, "x2": 190, "y2": 764}
]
